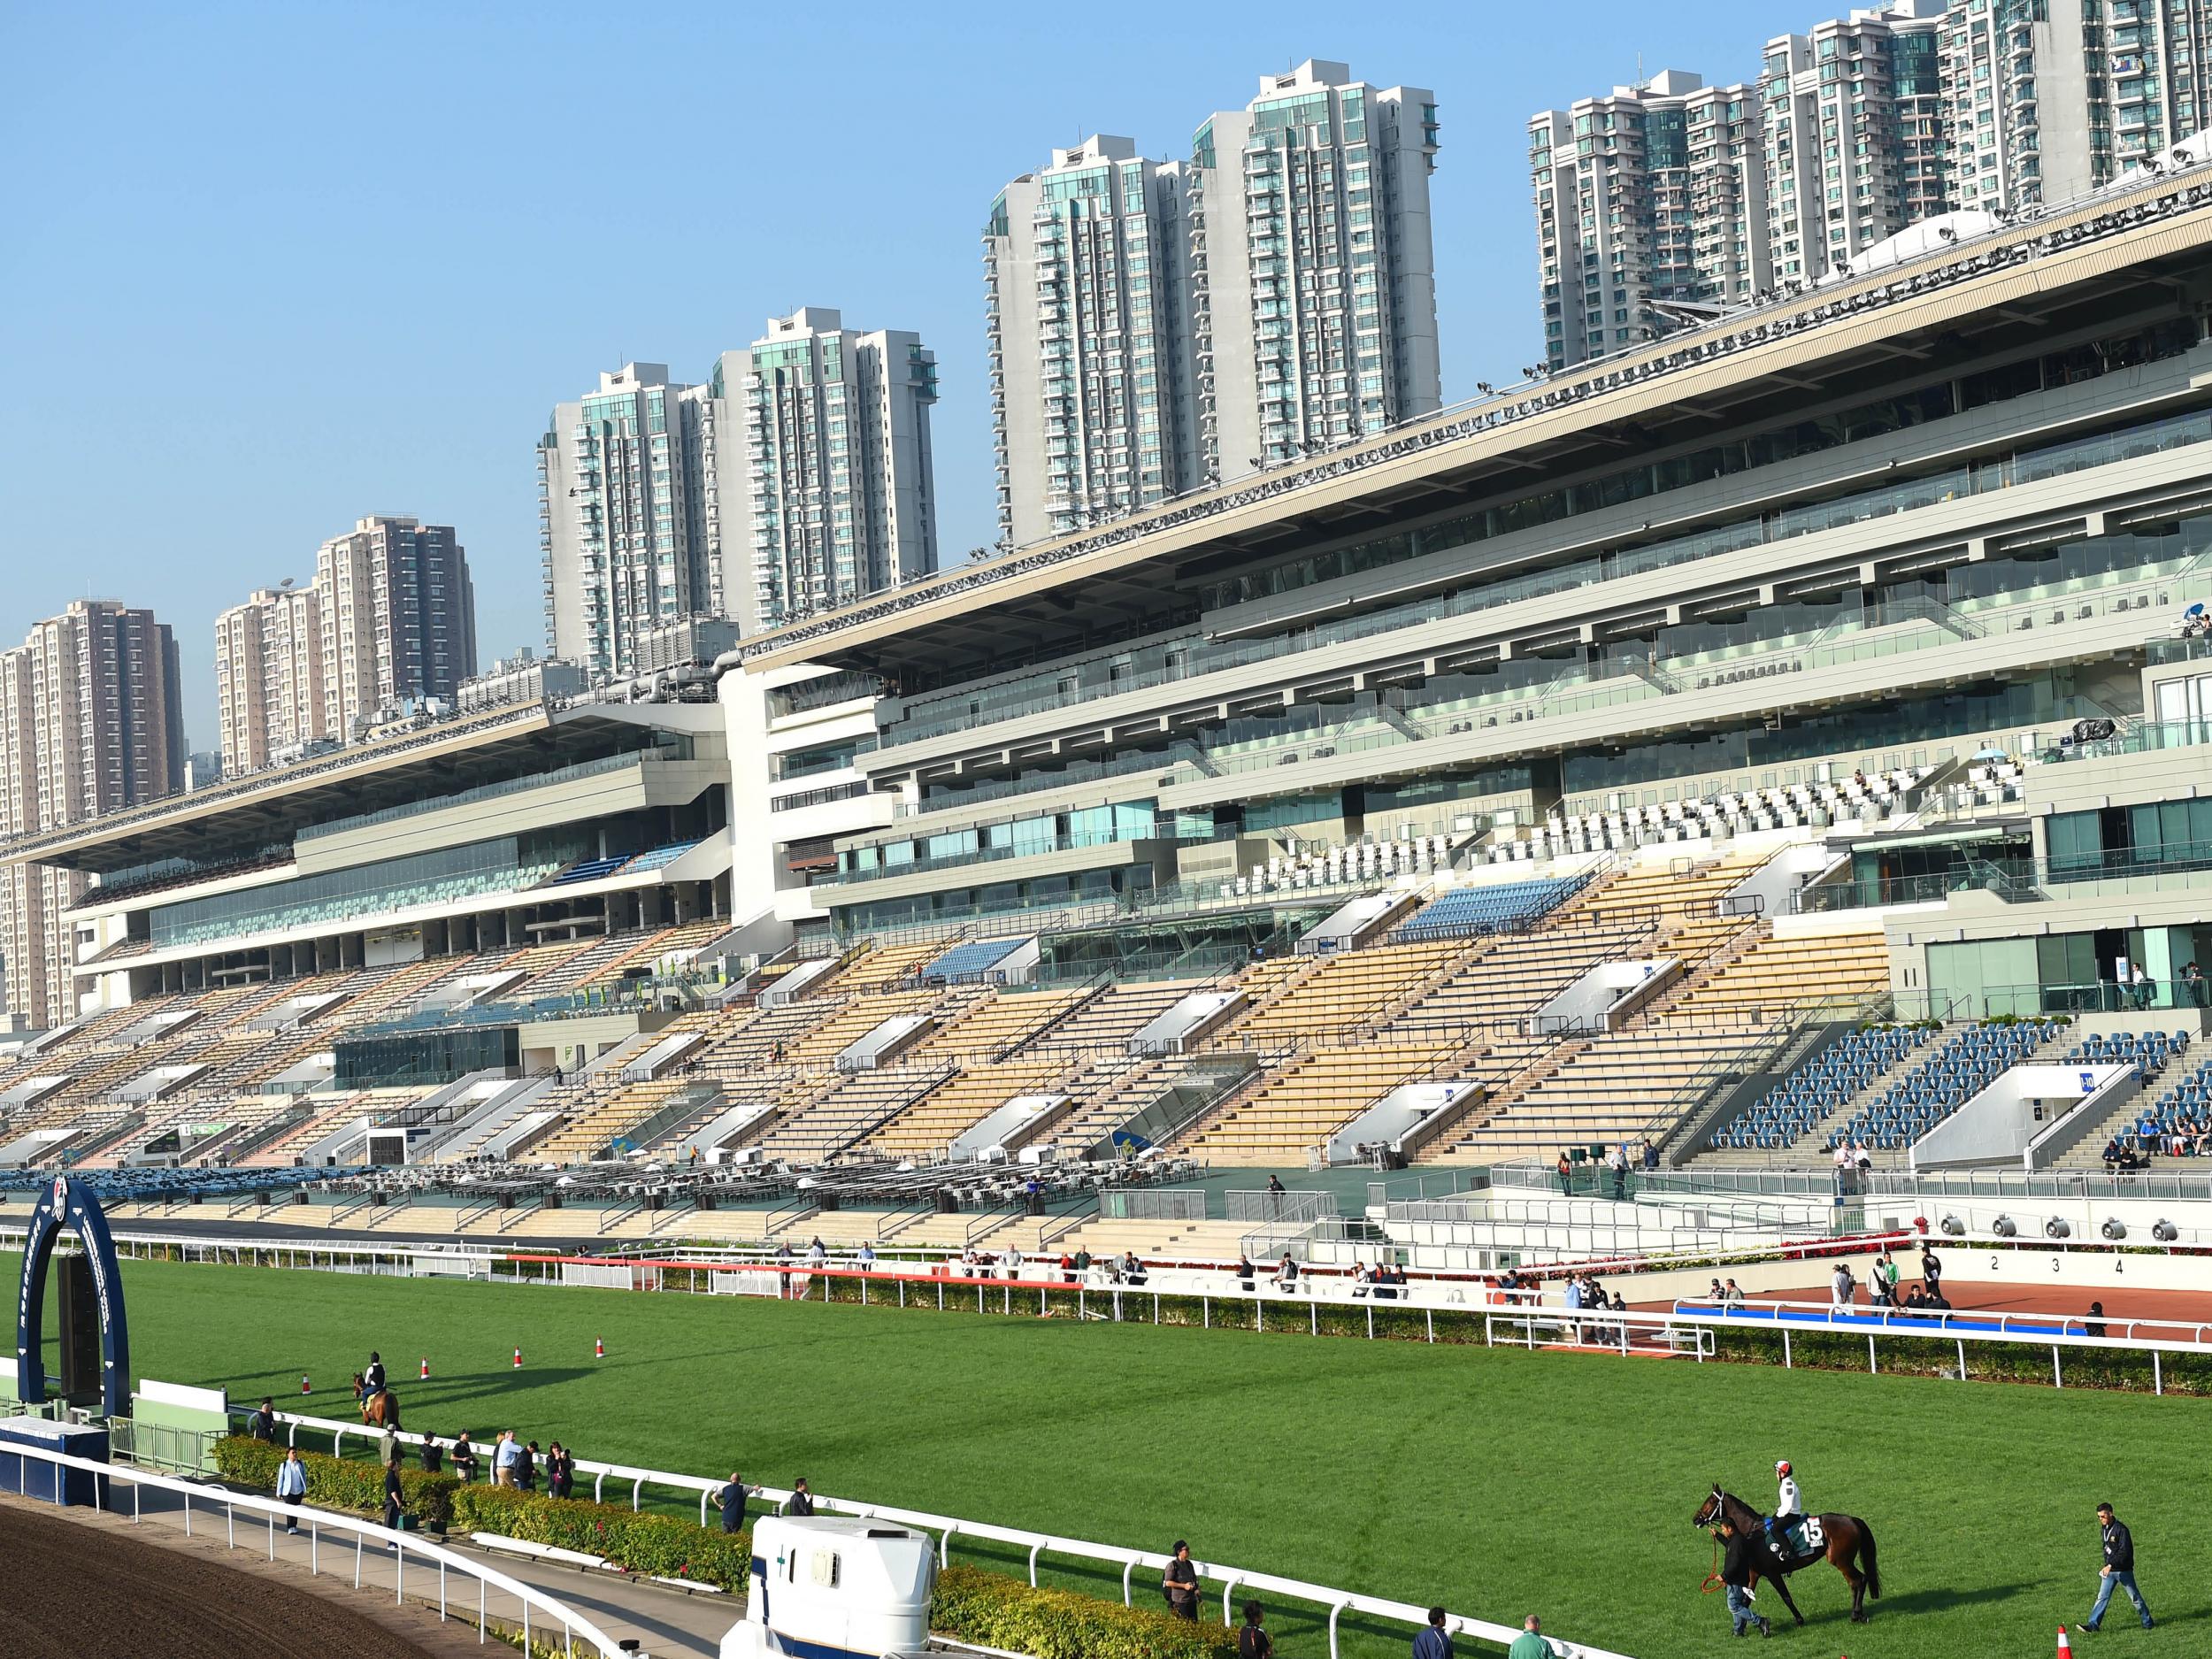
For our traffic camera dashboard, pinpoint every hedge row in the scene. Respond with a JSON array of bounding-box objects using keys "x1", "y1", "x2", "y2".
[
  {"x1": 213, "y1": 1435, "x2": 457, "y2": 1526},
  {"x1": 931, "y1": 1563, "x2": 1238, "y2": 1659},
  {"x1": 1706, "y1": 1327, "x2": 2212, "y2": 1394},
  {"x1": 211, "y1": 1438, "x2": 749, "y2": 1586},
  {"x1": 211, "y1": 1438, "x2": 1235, "y2": 1652}
]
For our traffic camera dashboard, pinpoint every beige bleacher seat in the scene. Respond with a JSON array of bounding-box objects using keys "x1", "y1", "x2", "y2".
[
  {"x1": 1213, "y1": 940, "x2": 1469, "y2": 1048},
  {"x1": 903, "y1": 988, "x2": 1086, "y2": 1065},
  {"x1": 1429, "y1": 920, "x2": 1888, "y2": 1164},
  {"x1": 833, "y1": 942, "x2": 946, "y2": 994},
  {"x1": 1006, "y1": 981, "x2": 1202, "y2": 1060},
  {"x1": 859, "y1": 1058, "x2": 1071, "y2": 1159},
  {"x1": 1179, "y1": 1041, "x2": 1455, "y2": 1165},
  {"x1": 775, "y1": 991, "x2": 941, "y2": 1071},
  {"x1": 748, "y1": 1064, "x2": 956, "y2": 1164}
]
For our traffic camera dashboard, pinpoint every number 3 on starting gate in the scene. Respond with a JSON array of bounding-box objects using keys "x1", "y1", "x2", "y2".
[{"x1": 1801, "y1": 1517, "x2": 1826, "y2": 1550}]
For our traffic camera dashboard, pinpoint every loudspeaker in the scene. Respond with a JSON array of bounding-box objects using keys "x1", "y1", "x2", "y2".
[{"x1": 56, "y1": 1254, "x2": 103, "y2": 1406}]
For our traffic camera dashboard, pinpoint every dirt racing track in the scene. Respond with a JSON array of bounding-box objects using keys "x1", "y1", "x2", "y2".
[{"x1": 0, "y1": 1496, "x2": 481, "y2": 1659}]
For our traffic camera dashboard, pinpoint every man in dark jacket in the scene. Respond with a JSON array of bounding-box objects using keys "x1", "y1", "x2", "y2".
[
  {"x1": 718, "y1": 1472, "x2": 761, "y2": 1535},
  {"x1": 246, "y1": 1398, "x2": 276, "y2": 1442},
  {"x1": 1412, "y1": 1607, "x2": 1453, "y2": 1659},
  {"x1": 1718, "y1": 1518, "x2": 1773, "y2": 1638},
  {"x1": 787, "y1": 1477, "x2": 816, "y2": 1517},
  {"x1": 2085, "y1": 1502, "x2": 2154, "y2": 1631}
]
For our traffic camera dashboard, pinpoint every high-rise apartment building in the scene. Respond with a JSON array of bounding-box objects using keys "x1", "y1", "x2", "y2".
[
  {"x1": 1190, "y1": 60, "x2": 1442, "y2": 472},
  {"x1": 985, "y1": 62, "x2": 1444, "y2": 547},
  {"x1": 1939, "y1": 0, "x2": 2211, "y2": 211},
  {"x1": 214, "y1": 517, "x2": 476, "y2": 773},
  {"x1": 1538, "y1": 2, "x2": 2212, "y2": 365},
  {"x1": 214, "y1": 582, "x2": 324, "y2": 772},
  {"x1": 986, "y1": 136, "x2": 1198, "y2": 549},
  {"x1": 0, "y1": 601, "x2": 184, "y2": 1026},
  {"x1": 1532, "y1": 71, "x2": 1770, "y2": 370},
  {"x1": 1763, "y1": 1, "x2": 1949, "y2": 283},
  {"x1": 712, "y1": 309, "x2": 940, "y2": 633},
  {"x1": 317, "y1": 516, "x2": 475, "y2": 736},
  {"x1": 539, "y1": 365, "x2": 722, "y2": 680}
]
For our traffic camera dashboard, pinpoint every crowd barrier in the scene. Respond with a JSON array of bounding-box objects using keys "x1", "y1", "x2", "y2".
[
  {"x1": 257, "y1": 1407, "x2": 1632, "y2": 1659},
  {"x1": 1, "y1": 1438, "x2": 628, "y2": 1655}
]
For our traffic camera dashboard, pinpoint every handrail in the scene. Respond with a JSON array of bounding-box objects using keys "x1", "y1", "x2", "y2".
[
  {"x1": 4, "y1": 1440, "x2": 630, "y2": 1655},
  {"x1": 258, "y1": 1404, "x2": 1632, "y2": 1659}
]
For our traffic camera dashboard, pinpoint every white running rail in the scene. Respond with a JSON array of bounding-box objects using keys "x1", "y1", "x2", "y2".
[
  {"x1": 0, "y1": 1439, "x2": 631, "y2": 1655},
  {"x1": 263, "y1": 1408, "x2": 1633, "y2": 1659}
]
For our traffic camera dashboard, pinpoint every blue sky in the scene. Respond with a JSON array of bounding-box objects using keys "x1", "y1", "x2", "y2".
[{"x1": 1, "y1": 0, "x2": 1793, "y2": 749}]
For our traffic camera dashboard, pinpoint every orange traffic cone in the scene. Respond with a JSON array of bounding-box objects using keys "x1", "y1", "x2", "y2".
[
  {"x1": 301, "y1": 1374, "x2": 311, "y2": 1395},
  {"x1": 419, "y1": 1357, "x2": 430, "y2": 1380},
  {"x1": 594, "y1": 1336, "x2": 604, "y2": 1359},
  {"x1": 512, "y1": 1347, "x2": 523, "y2": 1370},
  {"x1": 2057, "y1": 1628, "x2": 2074, "y2": 1658}
]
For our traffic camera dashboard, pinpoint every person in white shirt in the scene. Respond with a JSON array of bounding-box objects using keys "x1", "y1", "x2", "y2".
[
  {"x1": 1831, "y1": 1263, "x2": 1856, "y2": 1308},
  {"x1": 1005, "y1": 1247, "x2": 1025, "y2": 1279},
  {"x1": 1769, "y1": 1461, "x2": 1808, "y2": 1552}
]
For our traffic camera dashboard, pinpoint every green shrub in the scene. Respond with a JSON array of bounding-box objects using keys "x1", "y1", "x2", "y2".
[
  {"x1": 446, "y1": 1482, "x2": 751, "y2": 1588},
  {"x1": 930, "y1": 1563, "x2": 1237, "y2": 1659},
  {"x1": 212, "y1": 1436, "x2": 458, "y2": 1528},
  {"x1": 212, "y1": 1437, "x2": 747, "y2": 1582}
]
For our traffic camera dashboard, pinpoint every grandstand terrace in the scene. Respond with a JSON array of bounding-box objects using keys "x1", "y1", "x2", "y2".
[{"x1": 11, "y1": 700, "x2": 732, "y2": 1009}]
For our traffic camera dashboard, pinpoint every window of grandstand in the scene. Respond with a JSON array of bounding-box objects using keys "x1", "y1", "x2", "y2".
[
  {"x1": 147, "y1": 831, "x2": 591, "y2": 948},
  {"x1": 883, "y1": 375, "x2": 2210, "y2": 743}
]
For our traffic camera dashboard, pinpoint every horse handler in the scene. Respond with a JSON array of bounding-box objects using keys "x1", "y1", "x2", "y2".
[{"x1": 1718, "y1": 1517, "x2": 1773, "y2": 1639}]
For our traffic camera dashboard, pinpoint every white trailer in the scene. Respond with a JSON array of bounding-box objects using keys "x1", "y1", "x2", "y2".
[{"x1": 721, "y1": 1515, "x2": 937, "y2": 1659}]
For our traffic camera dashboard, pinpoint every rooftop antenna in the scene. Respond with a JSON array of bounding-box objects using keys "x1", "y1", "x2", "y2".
[{"x1": 1636, "y1": 51, "x2": 1646, "y2": 92}]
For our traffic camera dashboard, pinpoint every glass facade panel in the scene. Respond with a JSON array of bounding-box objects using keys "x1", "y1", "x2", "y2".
[{"x1": 149, "y1": 831, "x2": 588, "y2": 948}]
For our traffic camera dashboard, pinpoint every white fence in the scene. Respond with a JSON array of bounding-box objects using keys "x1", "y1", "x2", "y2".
[
  {"x1": 1, "y1": 1438, "x2": 628, "y2": 1655},
  {"x1": 1480, "y1": 1297, "x2": 2212, "y2": 1393},
  {"x1": 261, "y1": 1408, "x2": 1631, "y2": 1659}
]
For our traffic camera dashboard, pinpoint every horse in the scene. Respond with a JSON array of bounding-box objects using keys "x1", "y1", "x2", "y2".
[
  {"x1": 352, "y1": 1373, "x2": 401, "y2": 1432},
  {"x1": 1694, "y1": 1484, "x2": 1881, "y2": 1625}
]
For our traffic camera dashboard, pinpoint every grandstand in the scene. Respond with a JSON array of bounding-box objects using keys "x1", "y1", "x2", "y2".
[{"x1": 12, "y1": 179, "x2": 2212, "y2": 1237}]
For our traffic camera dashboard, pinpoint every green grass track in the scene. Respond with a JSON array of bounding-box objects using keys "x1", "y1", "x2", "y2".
[{"x1": 13, "y1": 1254, "x2": 2205, "y2": 1657}]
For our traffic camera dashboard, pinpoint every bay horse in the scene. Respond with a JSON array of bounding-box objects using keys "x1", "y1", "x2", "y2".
[
  {"x1": 1694, "y1": 1484, "x2": 1881, "y2": 1624},
  {"x1": 352, "y1": 1373, "x2": 401, "y2": 1432}
]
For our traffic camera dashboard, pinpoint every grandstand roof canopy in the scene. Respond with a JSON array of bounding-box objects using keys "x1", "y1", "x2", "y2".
[
  {"x1": 9, "y1": 701, "x2": 718, "y2": 877},
  {"x1": 739, "y1": 175, "x2": 2212, "y2": 693}
]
